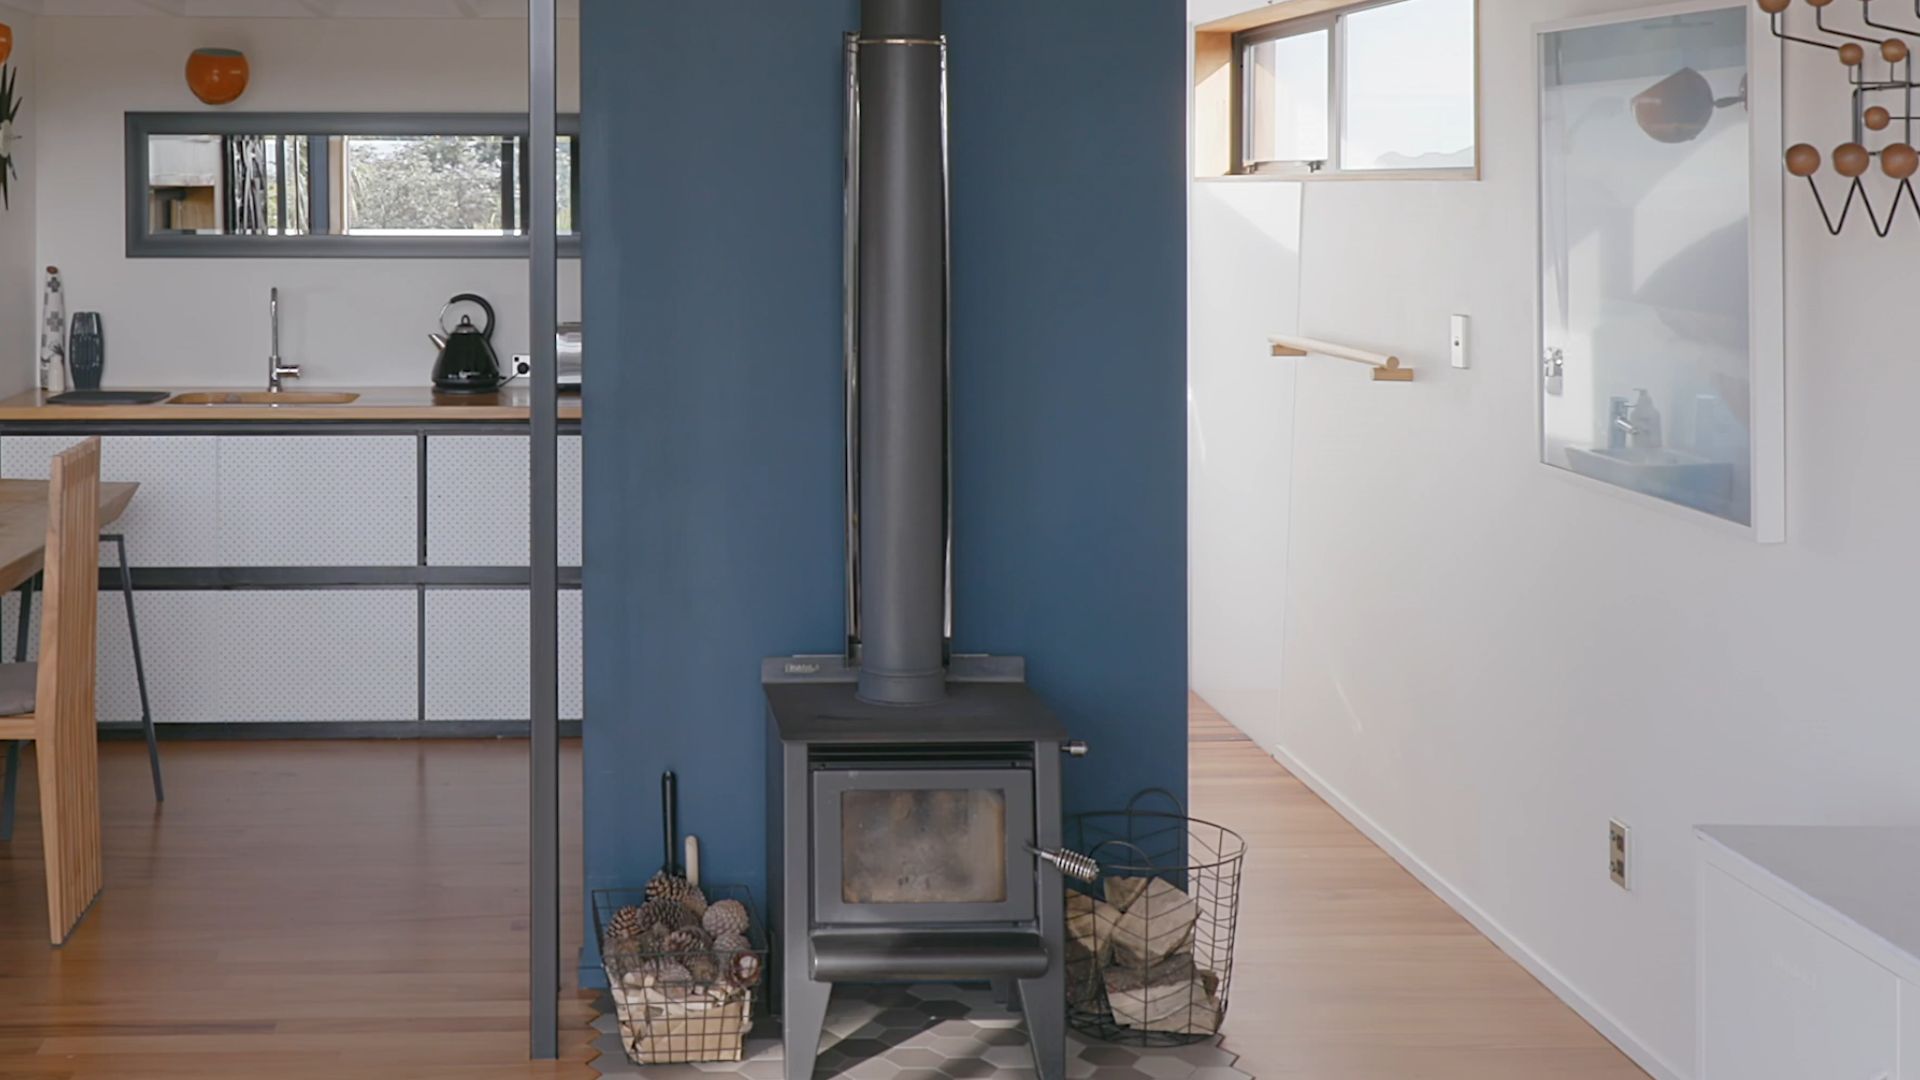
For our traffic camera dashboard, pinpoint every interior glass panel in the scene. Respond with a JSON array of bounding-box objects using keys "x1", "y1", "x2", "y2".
[
  {"x1": 1538, "y1": 7, "x2": 1752, "y2": 525},
  {"x1": 840, "y1": 789, "x2": 1008, "y2": 905},
  {"x1": 1339, "y1": 0, "x2": 1477, "y2": 170}
]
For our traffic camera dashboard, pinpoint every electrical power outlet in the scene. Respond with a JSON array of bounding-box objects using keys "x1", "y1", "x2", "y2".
[{"x1": 1609, "y1": 819, "x2": 1631, "y2": 890}]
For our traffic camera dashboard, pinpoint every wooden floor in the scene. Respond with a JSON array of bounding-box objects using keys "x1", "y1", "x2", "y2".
[
  {"x1": 1191, "y1": 695, "x2": 1648, "y2": 1079},
  {"x1": 0, "y1": 740, "x2": 599, "y2": 1079},
  {"x1": 0, "y1": 707, "x2": 1647, "y2": 1080}
]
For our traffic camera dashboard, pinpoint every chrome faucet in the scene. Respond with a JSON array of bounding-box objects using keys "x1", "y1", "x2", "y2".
[
  {"x1": 268, "y1": 288, "x2": 301, "y2": 392},
  {"x1": 1607, "y1": 396, "x2": 1636, "y2": 450}
]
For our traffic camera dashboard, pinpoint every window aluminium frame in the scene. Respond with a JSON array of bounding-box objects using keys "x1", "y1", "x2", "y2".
[
  {"x1": 125, "y1": 111, "x2": 583, "y2": 259},
  {"x1": 1230, "y1": 0, "x2": 1479, "y2": 179}
]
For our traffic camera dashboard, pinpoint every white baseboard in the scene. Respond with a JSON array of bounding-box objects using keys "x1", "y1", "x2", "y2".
[{"x1": 1262, "y1": 738, "x2": 1690, "y2": 1080}]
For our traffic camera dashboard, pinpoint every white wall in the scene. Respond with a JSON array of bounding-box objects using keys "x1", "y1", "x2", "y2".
[
  {"x1": 33, "y1": 15, "x2": 580, "y2": 388},
  {"x1": 0, "y1": 4, "x2": 35, "y2": 397},
  {"x1": 1188, "y1": 180, "x2": 1301, "y2": 752},
  {"x1": 1190, "y1": 2, "x2": 1920, "y2": 1077}
]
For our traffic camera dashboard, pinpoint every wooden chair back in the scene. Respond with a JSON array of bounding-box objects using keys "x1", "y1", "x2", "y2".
[{"x1": 34, "y1": 437, "x2": 102, "y2": 943}]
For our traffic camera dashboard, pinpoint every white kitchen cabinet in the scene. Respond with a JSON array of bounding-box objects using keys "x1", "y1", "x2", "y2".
[
  {"x1": 1, "y1": 435, "x2": 219, "y2": 564},
  {"x1": 425, "y1": 435, "x2": 582, "y2": 566},
  {"x1": 422, "y1": 589, "x2": 582, "y2": 722},
  {"x1": 1698, "y1": 826, "x2": 1920, "y2": 1080},
  {"x1": 6, "y1": 589, "x2": 416, "y2": 724},
  {"x1": 215, "y1": 436, "x2": 417, "y2": 565}
]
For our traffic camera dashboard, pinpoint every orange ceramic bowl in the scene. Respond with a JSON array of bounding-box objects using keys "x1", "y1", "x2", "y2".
[{"x1": 186, "y1": 48, "x2": 249, "y2": 106}]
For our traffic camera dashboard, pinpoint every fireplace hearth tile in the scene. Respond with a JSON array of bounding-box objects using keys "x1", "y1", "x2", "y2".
[{"x1": 588, "y1": 985, "x2": 1254, "y2": 1080}]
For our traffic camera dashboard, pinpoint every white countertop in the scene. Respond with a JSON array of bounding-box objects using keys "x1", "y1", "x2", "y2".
[{"x1": 1698, "y1": 825, "x2": 1920, "y2": 982}]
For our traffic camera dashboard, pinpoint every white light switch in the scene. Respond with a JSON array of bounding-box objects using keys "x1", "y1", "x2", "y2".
[{"x1": 1451, "y1": 315, "x2": 1470, "y2": 369}]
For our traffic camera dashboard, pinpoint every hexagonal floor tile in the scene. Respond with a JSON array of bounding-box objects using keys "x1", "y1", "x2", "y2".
[{"x1": 589, "y1": 984, "x2": 1256, "y2": 1079}]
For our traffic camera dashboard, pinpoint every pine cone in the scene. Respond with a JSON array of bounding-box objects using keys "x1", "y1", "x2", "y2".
[
  {"x1": 702, "y1": 898, "x2": 750, "y2": 937},
  {"x1": 642, "y1": 957, "x2": 693, "y2": 986},
  {"x1": 728, "y1": 950, "x2": 764, "y2": 989},
  {"x1": 662, "y1": 926, "x2": 712, "y2": 955},
  {"x1": 712, "y1": 930, "x2": 751, "y2": 956},
  {"x1": 645, "y1": 872, "x2": 709, "y2": 916},
  {"x1": 601, "y1": 905, "x2": 645, "y2": 953},
  {"x1": 637, "y1": 897, "x2": 699, "y2": 933}
]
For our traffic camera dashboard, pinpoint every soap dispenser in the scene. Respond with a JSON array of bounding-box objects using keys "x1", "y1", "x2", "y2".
[{"x1": 1627, "y1": 388, "x2": 1662, "y2": 450}]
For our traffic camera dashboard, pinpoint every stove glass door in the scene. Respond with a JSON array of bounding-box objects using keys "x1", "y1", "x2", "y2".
[{"x1": 813, "y1": 767, "x2": 1035, "y2": 925}]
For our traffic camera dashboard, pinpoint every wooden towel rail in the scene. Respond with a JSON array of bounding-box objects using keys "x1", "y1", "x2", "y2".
[{"x1": 1269, "y1": 336, "x2": 1412, "y2": 382}]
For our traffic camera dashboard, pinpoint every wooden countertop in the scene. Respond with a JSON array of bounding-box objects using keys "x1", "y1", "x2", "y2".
[{"x1": 0, "y1": 386, "x2": 582, "y2": 424}]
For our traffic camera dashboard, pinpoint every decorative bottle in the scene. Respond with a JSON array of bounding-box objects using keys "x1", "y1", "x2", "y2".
[{"x1": 40, "y1": 266, "x2": 67, "y2": 394}]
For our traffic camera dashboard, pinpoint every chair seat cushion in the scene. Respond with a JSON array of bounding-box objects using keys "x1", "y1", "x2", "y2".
[{"x1": 0, "y1": 663, "x2": 36, "y2": 716}]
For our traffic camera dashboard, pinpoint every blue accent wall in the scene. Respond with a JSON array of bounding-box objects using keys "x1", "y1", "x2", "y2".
[{"x1": 581, "y1": 0, "x2": 1186, "y2": 970}]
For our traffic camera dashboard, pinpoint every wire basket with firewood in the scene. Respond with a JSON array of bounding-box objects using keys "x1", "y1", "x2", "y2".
[
  {"x1": 1064, "y1": 789, "x2": 1247, "y2": 1046},
  {"x1": 593, "y1": 878, "x2": 767, "y2": 1066}
]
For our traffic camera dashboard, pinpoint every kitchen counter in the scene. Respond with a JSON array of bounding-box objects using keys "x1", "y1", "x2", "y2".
[
  {"x1": 0, "y1": 386, "x2": 581, "y2": 434},
  {"x1": 0, "y1": 386, "x2": 581, "y2": 422}
]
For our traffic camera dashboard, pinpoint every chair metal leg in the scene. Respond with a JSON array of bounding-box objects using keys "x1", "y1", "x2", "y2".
[
  {"x1": 105, "y1": 535, "x2": 161, "y2": 803},
  {"x1": 1, "y1": 574, "x2": 34, "y2": 842}
]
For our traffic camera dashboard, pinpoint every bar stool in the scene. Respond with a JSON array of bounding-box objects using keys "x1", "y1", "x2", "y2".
[{"x1": 0, "y1": 531, "x2": 161, "y2": 842}]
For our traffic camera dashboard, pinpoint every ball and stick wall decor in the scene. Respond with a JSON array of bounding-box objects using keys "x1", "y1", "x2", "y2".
[{"x1": 1764, "y1": 0, "x2": 1920, "y2": 234}]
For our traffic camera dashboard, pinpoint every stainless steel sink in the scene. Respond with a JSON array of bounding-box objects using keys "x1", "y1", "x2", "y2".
[{"x1": 165, "y1": 391, "x2": 360, "y2": 406}]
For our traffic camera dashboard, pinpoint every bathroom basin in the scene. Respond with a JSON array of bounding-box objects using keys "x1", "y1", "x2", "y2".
[
  {"x1": 166, "y1": 391, "x2": 360, "y2": 406},
  {"x1": 1564, "y1": 446, "x2": 1738, "y2": 519}
]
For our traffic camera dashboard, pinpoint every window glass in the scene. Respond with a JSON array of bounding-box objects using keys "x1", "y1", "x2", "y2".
[
  {"x1": 145, "y1": 134, "x2": 311, "y2": 236},
  {"x1": 1243, "y1": 29, "x2": 1330, "y2": 167},
  {"x1": 343, "y1": 135, "x2": 513, "y2": 236},
  {"x1": 339, "y1": 134, "x2": 577, "y2": 237},
  {"x1": 1340, "y1": 0, "x2": 1477, "y2": 170}
]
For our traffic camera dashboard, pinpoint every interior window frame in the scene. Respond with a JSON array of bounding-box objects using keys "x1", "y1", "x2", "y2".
[
  {"x1": 1230, "y1": 0, "x2": 1479, "y2": 180},
  {"x1": 1234, "y1": 14, "x2": 1338, "y2": 176},
  {"x1": 125, "y1": 111, "x2": 583, "y2": 259}
]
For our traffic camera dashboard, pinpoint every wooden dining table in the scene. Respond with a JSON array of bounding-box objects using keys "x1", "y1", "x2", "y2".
[{"x1": 0, "y1": 480, "x2": 138, "y2": 595}]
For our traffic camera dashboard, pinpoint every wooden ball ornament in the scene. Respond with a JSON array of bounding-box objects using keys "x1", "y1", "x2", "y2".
[
  {"x1": 1806, "y1": 0, "x2": 1835, "y2": 8},
  {"x1": 186, "y1": 48, "x2": 250, "y2": 106},
  {"x1": 1884, "y1": 38, "x2": 1910, "y2": 64},
  {"x1": 1785, "y1": 143, "x2": 1823, "y2": 176},
  {"x1": 1866, "y1": 106, "x2": 1893, "y2": 131},
  {"x1": 1757, "y1": 0, "x2": 1791, "y2": 11},
  {"x1": 1883, "y1": 143, "x2": 1919, "y2": 179},
  {"x1": 1840, "y1": 42, "x2": 1866, "y2": 66},
  {"x1": 1834, "y1": 141, "x2": 1872, "y2": 177}
]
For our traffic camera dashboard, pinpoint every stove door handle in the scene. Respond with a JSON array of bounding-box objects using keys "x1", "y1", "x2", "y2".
[{"x1": 1028, "y1": 844, "x2": 1099, "y2": 884}]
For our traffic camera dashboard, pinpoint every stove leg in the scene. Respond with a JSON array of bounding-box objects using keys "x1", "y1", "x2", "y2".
[
  {"x1": 990, "y1": 977, "x2": 1016, "y2": 1007},
  {"x1": 782, "y1": 975, "x2": 832, "y2": 1080},
  {"x1": 1018, "y1": 967, "x2": 1066, "y2": 1080}
]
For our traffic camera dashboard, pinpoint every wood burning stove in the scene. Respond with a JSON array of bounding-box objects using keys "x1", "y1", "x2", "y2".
[
  {"x1": 763, "y1": 3, "x2": 1091, "y2": 1077},
  {"x1": 764, "y1": 667, "x2": 1083, "y2": 1080}
]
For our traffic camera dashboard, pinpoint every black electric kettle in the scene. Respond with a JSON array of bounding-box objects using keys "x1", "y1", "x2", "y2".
[{"x1": 430, "y1": 293, "x2": 508, "y2": 393}]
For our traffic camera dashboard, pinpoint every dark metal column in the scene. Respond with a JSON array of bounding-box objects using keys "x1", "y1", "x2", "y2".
[{"x1": 527, "y1": 0, "x2": 561, "y2": 1060}]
